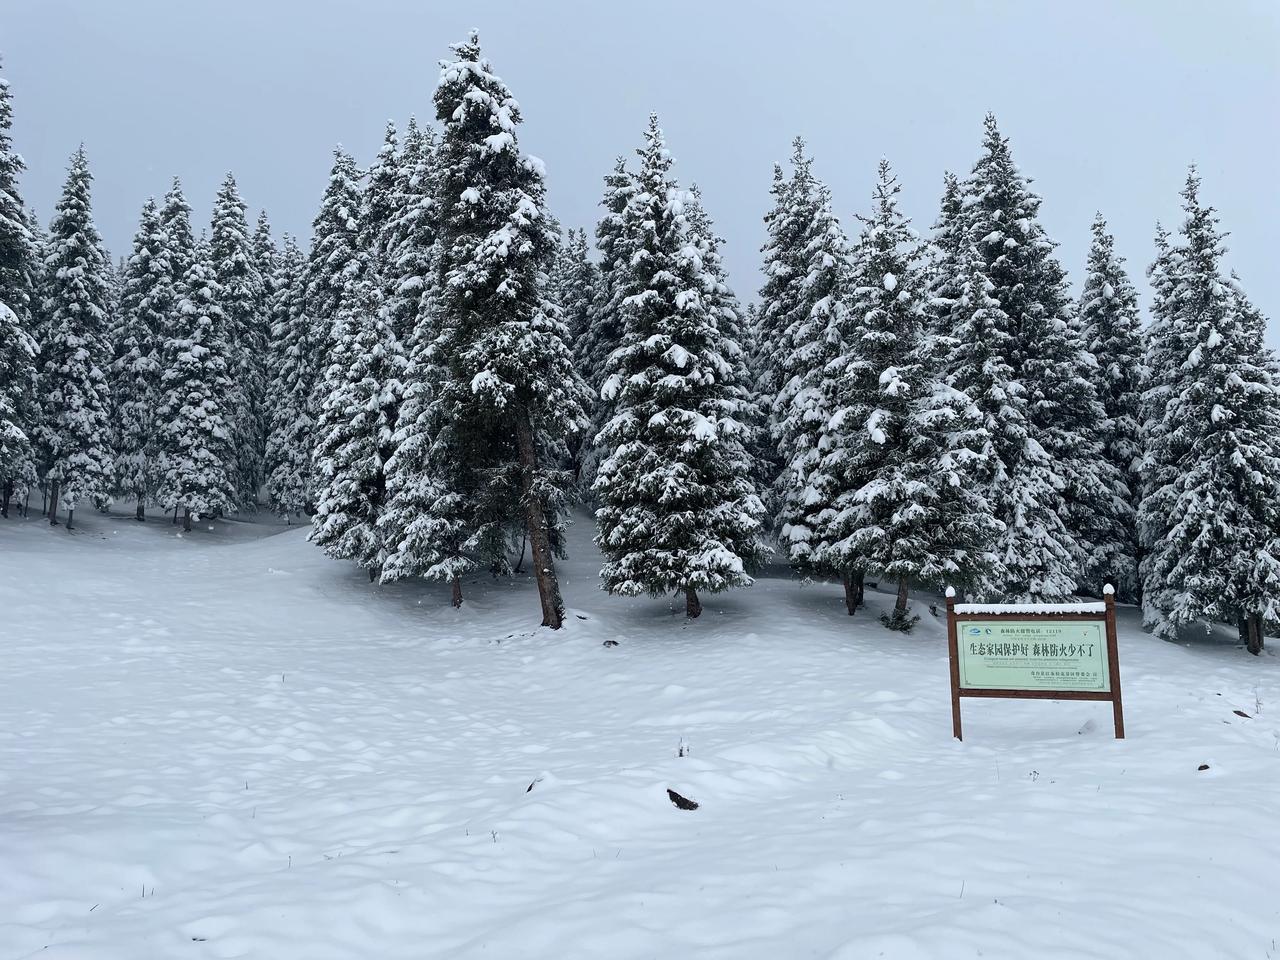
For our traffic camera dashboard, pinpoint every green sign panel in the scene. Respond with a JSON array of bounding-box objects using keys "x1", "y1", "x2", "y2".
[{"x1": 957, "y1": 619, "x2": 1110, "y2": 692}]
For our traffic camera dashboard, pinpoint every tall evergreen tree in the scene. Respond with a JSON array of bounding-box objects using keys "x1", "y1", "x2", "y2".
[
  {"x1": 39, "y1": 147, "x2": 114, "y2": 526},
  {"x1": 0, "y1": 300, "x2": 37, "y2": 516},
  {"x1": 1079, "y1": 213, "x2": 1144, "y2": 598},
  {"x1": 421, "y1": 32, "x2": 589, "y2": 628},
  {"x1": 304, "y1": 148, "x2": 364, "y2": 494},
  {"x1": 159, "y1": 179, "x2": 195, "y2": 287},
  {"x1": 754, "y1": 143, "x2": 814, "y2": 420},
  {"x1": 0, "y1": 56, "x2": 33, "y2": 325},
  {"x1": 770, "y1": 174, "x2": 855, "y2": 597},
  {"x1": 361, "y1": 122, "x2": 401, "y2": 265},
  {"x1": 924, "y1": 171, "x2": 965, "y2": 337},
  {"x1": 305, "y1": 149, "x2": 363, "y2": 355},
  {"x1": 1139, "y1": 171, "x2": 1280, "y2": 653},
  {"x1": 379, "y1": 120, "x2": 482, "y2": 604},
  {"x1": 264, "y1": 236, "x2": 314, "y2": 519},
  {"x1": 109, "y1": 198, "x2": 171, "y2": 519},
  {"x1": 210, "y1": 173, "x2": 266, "y2": 510},
  {"x1": 574, "y1": 158, "x2": 636, "y2": 492},
  {"x1": 941, "y1": 115, "x2": 1119, "y2": 600},
  {"x1": 551, "y1": 227, "x2": 596, "y2": 349},
  {"x1": 310, "y1": 275, "x2": 402, "y2": 577},
  {"x1": 823, "y1": 160, "x2": 998, "y2": 626},
  {"x1": 155, "y1": 246, "x2": 236, "y2": 531},
  {"x1": 0, "y1": 59, "x2": 38, "y2": 515},
  {"x1": 549, "y1": 225, "x2": 598, "y2": 487},
  {"x1": 381, "y1": 118, "x2": 439, "y2": 347},
  {"x1": 594, "y1": 117, "x2": 765, "y2": 618},
  {"x1": 755, "y1": 139, "x2": 825, "y2": 500},
  {"x1": 251, "y1": 211, "x2": 278, "y2": 441},
  {"x1": 310, "y1": 123, "x2": 406, "y2": 578}
]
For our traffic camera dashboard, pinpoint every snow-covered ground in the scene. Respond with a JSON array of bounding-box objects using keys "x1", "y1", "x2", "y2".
[{"x1": 2, "y1": 510, "x2": 1278, "y2": 960}]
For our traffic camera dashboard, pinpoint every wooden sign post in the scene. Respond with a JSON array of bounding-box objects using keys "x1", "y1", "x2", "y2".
[{"x1": 946, "y1": 584, "x2": 1124, "y2": 741}]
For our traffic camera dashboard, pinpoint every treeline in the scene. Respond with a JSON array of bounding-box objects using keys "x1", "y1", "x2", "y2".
[{"x1": 1, "y1": 37, "x2": 1277, "y2": 652}]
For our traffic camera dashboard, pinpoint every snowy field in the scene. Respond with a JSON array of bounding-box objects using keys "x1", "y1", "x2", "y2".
[{"x1": 2, "y1": 512, "x2": 1279, "y2": 960}]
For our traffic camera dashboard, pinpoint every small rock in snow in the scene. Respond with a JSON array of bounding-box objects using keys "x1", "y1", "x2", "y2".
[{"x1": 667, "y1": 788, "x2": 699, "y2": 811}]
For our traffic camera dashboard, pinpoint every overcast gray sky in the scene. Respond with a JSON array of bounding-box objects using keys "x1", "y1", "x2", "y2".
[{"x1": 5, "y1": 0, "x2": 1278, "y2": 340}]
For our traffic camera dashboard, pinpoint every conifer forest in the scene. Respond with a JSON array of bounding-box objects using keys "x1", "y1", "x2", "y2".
[{"x1": 3, "y1": 9, "x2": 1279, "y2": 958}]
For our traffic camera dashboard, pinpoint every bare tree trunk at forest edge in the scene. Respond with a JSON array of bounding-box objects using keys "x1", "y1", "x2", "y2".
[{"x1": 515, "y1": 410, "x2": 564, "y2": 629}]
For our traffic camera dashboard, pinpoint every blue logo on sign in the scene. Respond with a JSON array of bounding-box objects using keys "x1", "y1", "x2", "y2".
[{"x1": 968, "y1": 627, "x2": 981, "y2": 635}]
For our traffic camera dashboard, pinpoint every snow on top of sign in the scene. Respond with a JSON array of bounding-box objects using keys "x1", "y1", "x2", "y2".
[{"x1": 953, "y1": 602, "x2": 1107, "y2": 615}]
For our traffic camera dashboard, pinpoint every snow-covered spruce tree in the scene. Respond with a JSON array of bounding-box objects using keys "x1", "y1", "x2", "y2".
[
  {"x1": 1078, "y1": 213, "x2": 1144, "y2": 599},
  {"x1": 0, "y1": 55, "x2": 35, "y2": 331},
  {"x1": 304, "y1": 149, "x2": 364, "y2": 488},
  {"x1": 822, "y1": 160, "x2": 998, "y2": 628},
  {"x1": 684, "y1": 186, "x2": 757, "y2": 440},
  {"x1": 423, "y1": 33, "x2": 589, "y2": 627},
  {"x1": 309, "y1": 275, "x2": 403, "y2": 578},
  {"x1": 109, "y1": 198, "x2": 172, "y2": 520},
  {"x1": 943, "y1": 238, "x2": 1071, "y2": 599},
  {"x1": 552, "y1": 227, "x2": 596, "y2": 351},
  {"x1": 0, "y1": 60, "x2": 39, "y2": 515},
  {"x1": 544, "y1": 226, "x2": 597, "y2": 490},
  {"x1": 0, "y1": 300, "x2": 38, "y2": 516},
  {"x1": 574, "y1": 157, "x2": 636, "y2": 492},
  {"x1": 40, "y1": 147, "x2": 114, "y2": 527},
  {"x1": 381, "y1": 118, "x2": 439, "y2": 347},
  {"x1": 251, "y1": 211, "x2": 278, "y2": 432},
  {"x1": 305, "y1": 149, "x2": 363, "y2": 358},
  {"x1": 210, "y1": 173, "x2": 266, "y2": 511},
  {"x1": 154, "y1": 246, "x2": 236, "y2": 531},
  {"x1": 754, "y1": 139, "x2": 824, "y2": 497},
  {"x1": 768, "y1": 171, "x2": 854, "y2": 595},
  {"x1": 378, "y1": 295, "x2": 478, "y2": 604},
  {"x1": 378, "y1": 121, "x2": 484, "y2": 605},
  {"x1": 924, "y1": 171, "x2": 966, "y2": 338},
  {"x1": 264, "y1": 236, "x2": 315, "y2": 519},
  {"x1": 594, "y1": 116, "x2": 765, "y2": 618},
  {"x1": 948, "y1": 115, "x2": 1120, "y2": 600},
  {"x1": 252, "y1": 211, "x2": 278, "y2": 307},
  {"x1": 1139, "y1": 171, "x2": 1280, "y2": 653},
  {"x1": 309, "y1": 124, "x2": 407, "y2": 579},
  {"x1": 159, "y1": 178, "x2": 195, "y2": 288},
  {"x1": 361, "y1": 122, "x2": 401, "y2": 264}
]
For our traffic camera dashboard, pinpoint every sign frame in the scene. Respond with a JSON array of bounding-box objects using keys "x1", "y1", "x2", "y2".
[{"x1": 945, "y1": 585, "x2": 1124, "y2": 740}]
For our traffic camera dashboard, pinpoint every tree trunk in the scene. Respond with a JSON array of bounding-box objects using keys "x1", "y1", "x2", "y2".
[
  {"x1": 182, "y1": 506, "x2": 192, "y2": 532},
  {"x1": 66, "y1": 506, "x2": 75, "y2": 531},
  {"x1": 40, "y1": 481, "x2": 47, "y2": 517},
  {"x1": 171, "y1": 506, "x2": 178, "y2": 525},
  {"x1": 451, "y1": 573, "x2": 464, "y2": 609},
  {"x1": 842, "y1": 568, "x2": 865, "y2": 615},
  {"x1": 685, "y1": 585, "x2": 703, "y2": 619},
  {"x1": 1238, "y1": 618, "x2": 1250, "y2": 647},
  {"x1": 47, "y1": 478, "x2": 60, "y2": 526},
  {"x1": 514, "y1": 530, "x2": 527, "y2": 574},
  {"x1": 367, "y1": 566, "x2": 377, "y2": 583},
  {"x1": 136, "y1": 500, "x2": 145, "y2": 521},
  {"x1": 1247, "y1": 613, "x2": 1265, "y2": 656},
  {"x1": 895, "y1": 575, "x2": 909, "y2": 615},
  {"x1": 514, "y1": 410, "x2": 565, "y2": 629},
  {"x1": 1, "y1": 478, "x2": 12, "y2": 518}
]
